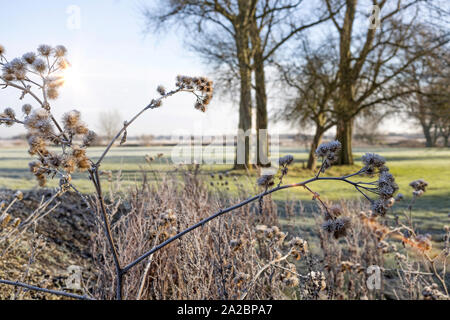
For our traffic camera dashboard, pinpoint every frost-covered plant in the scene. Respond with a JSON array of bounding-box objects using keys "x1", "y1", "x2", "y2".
[
  {"x1": 0, "y1": 44, "x2": 214, "y2": 299},
  {"x1": 0, "y1": 43, "x2": 408, "y2": 301},
  {"x1": 254, "y1": 142, "x2": 400, "y2": 240}
]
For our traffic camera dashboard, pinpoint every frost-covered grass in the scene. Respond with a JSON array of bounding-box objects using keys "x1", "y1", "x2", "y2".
[{"x1": 0, "y1": 146, "x2": 448, "y2": 233}]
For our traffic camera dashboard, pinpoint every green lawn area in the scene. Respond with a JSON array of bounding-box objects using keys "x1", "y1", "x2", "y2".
[{"x1": 0, "y1": 146, "x2": 448, "y2": 235}]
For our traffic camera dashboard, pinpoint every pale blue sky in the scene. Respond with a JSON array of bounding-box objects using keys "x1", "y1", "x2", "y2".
[
  {"x1": 0, "y1": 0, "x2": 245, "y2": 138},
  {"x1": 0, "y1": 0, "x2": 413, "y2": 138}
]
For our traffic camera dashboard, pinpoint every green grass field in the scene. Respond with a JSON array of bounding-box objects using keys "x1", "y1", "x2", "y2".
[{"x1": 0, "y1": 146, "x2": 448, "y2": 234}]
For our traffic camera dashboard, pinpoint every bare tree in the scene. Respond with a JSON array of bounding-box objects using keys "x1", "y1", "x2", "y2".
[
  {"x1": 322, "y1": 0, "x2": 449, "y2": 164},
  {"x1": 98, "y1": 109, "x2": 123, "y2": 141},
  {"x1": 275, "y1": 40, "x2": 338, "y2": 169},
  {"x1": 399, "y1": 41, "x2": 450, "y2": 147},
  {"x1": 144, "y1": 0, "x2": 254, "y2": 168},
  {"x1": 143, "y1": 0, "x2": 335, "y2": 168}
]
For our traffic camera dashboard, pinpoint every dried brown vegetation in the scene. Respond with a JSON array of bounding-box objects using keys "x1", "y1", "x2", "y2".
[{"x1": 0, "y1": 44, "x2": 448, "y2": 300}]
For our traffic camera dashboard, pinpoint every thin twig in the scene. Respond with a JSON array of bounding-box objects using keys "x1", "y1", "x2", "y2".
[{"x1": 0, "y1": 279, "x2": 93, "y2": 300}]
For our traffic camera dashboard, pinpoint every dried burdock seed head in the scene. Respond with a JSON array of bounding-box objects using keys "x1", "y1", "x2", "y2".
[
  {"x1": 54, "y1": 45, "x2": 67, "y2": 57},
  {"x1": 322, "y1": 217, "x2": 351, "y2": 239},
  {"x1": 150, "y1": 99, "x2": 162, "y2": 108},
  {"x1": 83, "y1": 130, "x2": 97, "y2": 147},
  {"x1": 15, "y1": 70, "x2": 26, "y2": 80},
  {"x1": 333, "y1": 217, "x2": 351, "y2": 239},
  {"x1": 22, "y1": 52, "x2": 36, "y2": 64},
  {"x1": 175, "y1": 75, "x2": 214, "y2": 112},
  {"x1": 385, "y1": 197, "x2": 395, "y2": 207},
  {"x1": 378, "y1": 171, "x2": 398, "y2": 199},
  {"x1": 422, "y1": 284, "x2": 447, "y2": 300},
  {"x1": 2, "y1": 73, "x2": 15, "y2": 81},
  {"x1": 10, "y1": 58, "x2": 26, "y2": 72},
  {"x1": 0, "y1": 44, "x2": 5, "y2": 55},
  {"x1": 264, "y1": 227, "x2": 275, "y2": 239},
  {"x1": 289, "y1": 237, "x2": 308, "y2": 253},
  {"x1": 2, "y1": 62, "x2": 14, "y2": 75},
  {"x1": 362, "y1": 153, "x2": 386, "y2": 168},
  {"x1": 414, "y1": 234, "x2": 432, "y2": 251},
  {"x1": 257, "y1": 174, "x2": 274, "y2": 188},
  {"x1": 395, "y1": 193, "x2": 404, "y2": 201},
  {"x1": 75, "y1": 123, "x2": 89, "y2": 135},
  {"x1": 22, "y1": 104, "x2": 32, "y2": 115},
  {"x1": 27, "y1": 135, "x2": 46, "y2": 155},
  {"x1": 279, "y1": 155, "x2": 294, "y2": 166},
  {"x1": 32, "y1": 58, "x2": 47, "y2": 73},
  {"x1": 12, "y1": 218, "x2": 21, "y2": 228},
  {"x1": 24, "y1": 109, "x2": 49, "y2": 130},
  {"x1": 3, "y1": 107, "x2": 15, "y2": 119},
  {"x1": 28, "y1": 160, "x2": 42, "y2": 174},
  {"x1": 315, "y1": 140, "x2": 341, "y2": 172},
  {"x1": 255, "y1": 224, "x2": 268, "y2": 239},
  {"x1": 371, "y1": 198, "x2": 389, "y2": 216},
  {"x1": 62, "y1": 110, "x2": 81, "y2": 129},
  {"x1": 329, "y1": 204, "x2": 342, "y2": 217},
  {"x1": 157, "y1": 85, "x2": 166, "y2": 96},
  {"x1": 321, "y1": 219, "x2": 335, "y2": 233},
  {"x1": 0, "y1": 213, "x2": 12, "y2": 227},
  {"x1": 14, "y1": 190, "x2": 23, "y2": 201},
  {"x1": 46, "y1": 87, "x2": 59, "y2": 100},
  {"x1": 395, "y1": 252, "x2": 407, "y2": 261},
  {"x1": 62, "y1": 156, "x2": 76, "y2": 174},
  {"x1": 37, "y1": 44, "x2": 52, "y2": 57},
  {"x1": 315, "y1": 140, "x2": 341, "y2": 157},
  {"x1": 409, "y1": 179, "x2": 428, "y2": 192},
  {"x1": 35, "y1": 119, "x2": 54, "y2": 137},
  {"x1": 72, "y1": 145, "x2": 86, "y2": 158}
]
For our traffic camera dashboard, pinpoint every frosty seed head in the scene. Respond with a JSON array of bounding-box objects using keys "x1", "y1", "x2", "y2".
[
  {"x1": 157, "y1": 85, "x2": 166, "y2": 96},
  {"x1": 37, "y1": 44, "x2": 52, "y2": 57},
  {"x1": 32, "y1": 58, "x2": 47, "y2": 73},
  {"x1": 279, "y1": 155, "x2": 294, "y2": 166},
  {"x1": 257, "y1": 174, "x2": 274, "y2": 188},
  {"x1": 22, "y1": 52, "x2": 36, "y2": 64},
  {"x1": 409, "y1": 179, "x2": 428, "y2": 192},
  {"x1": 54, "y1": 45, "x2": 67, "y2": 57},
  {"x1": 10, "y1": 58, "x2": 26, "y2": 72},
  {"x1": 22, "y1": 104, "x2": 32, "y2": 115},
  {"x1": 315, "y1": 140, "x2": 341, "y2": 172}
]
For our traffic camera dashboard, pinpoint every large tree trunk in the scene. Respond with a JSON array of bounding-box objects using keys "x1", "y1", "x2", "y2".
[
  {"x1": 420, "y1": 121, "x2": 436, "y2": 148},
  {"x1": 307, "y1": 127, "x2": 325, "y2": 170},
  {"x1": 250, "y1": 17, "x2": 269, "y2": 167},
  {"x1": 335, "y1": 117, "x2": 354, "y2": 165},
  {"x1": 234, "y1": 20, "x2": 252, "y2": 169}
]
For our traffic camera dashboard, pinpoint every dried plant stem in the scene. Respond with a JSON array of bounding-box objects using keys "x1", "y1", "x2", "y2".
[
  {"x1": 89, "y1": 169, "x2": 122, "y2": 300},
  {"x1": 95, "y1": 88, "x2": 183, "y2": 166},
  {"x1": 121, "y1": 173, "x2": 367, "y2": 275},
  {"x1": 0, "y1": 279, "x2": 93, "y2": 300},
  {"x1": 240, "y1": 251, "x2": 292, "y2": 300}
]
